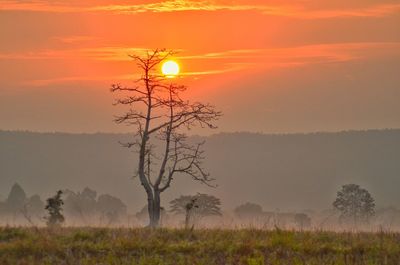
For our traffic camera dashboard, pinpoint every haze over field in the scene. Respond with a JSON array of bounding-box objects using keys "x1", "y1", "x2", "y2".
[{"x1": 1, "y1": 129, "x2": 399, "y2": 213}]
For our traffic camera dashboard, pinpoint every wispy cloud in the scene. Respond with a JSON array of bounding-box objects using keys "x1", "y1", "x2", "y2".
[
  {"x1": 1, "y1": 0, "x2": 399, "y2": 19},
  {"x1": 21, "y1": 74, "x2": 134, "y2": 87},
  {"x1": 292, "y1": 4, "x2": 400, "y2": 19},
  {"x1": 179, "y1": 42, "x2": 400, "y2": 64},
  {"x1": 0, "y1": 0, "x2": 277, "y2": 13},
  {"x1": 182, "y1": 64, "x2": 249, "y2": 77},
  {"x1": 2, "y1": 42, "x2": 399, "y2": 63},
  {"x1": 0, "y1": 47, "x2": 151, "y2": 60},
  {"x1": 23, "y1": 68, "x2": 242, "y2": 87},
  {"x1": 97, "y1": 1, "x2": 400, "y2": 19},
  {"x1": 0, "y1": 0, "x2": 81, "y2": 12},
  {"x1": 51, "y1": 36, "x2": 99, "y2": 44},
  {"x1": 4, "y1": 42, "x2": 400, "y2": 87},
  {"x1": 92, "y1": 0, "x2": 286, "y2": 15}
]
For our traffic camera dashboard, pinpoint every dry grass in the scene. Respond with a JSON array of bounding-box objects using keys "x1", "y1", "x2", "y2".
[{"x1": 0, "y1": 227, "x2": 400, "y2": 264}]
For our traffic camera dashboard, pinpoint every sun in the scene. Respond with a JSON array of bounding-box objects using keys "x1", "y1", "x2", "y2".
[{"x1": 162, "y1": 60, "x2": 180, "y2": 77}]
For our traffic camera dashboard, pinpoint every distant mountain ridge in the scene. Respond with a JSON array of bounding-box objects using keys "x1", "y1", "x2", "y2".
[{"x1": 1, "y1": 129, "x2": 399, "y2": 213}]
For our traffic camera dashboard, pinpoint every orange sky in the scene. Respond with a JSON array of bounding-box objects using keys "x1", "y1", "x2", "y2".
[{"x1": 0, "y1": 0, "x2": 399, "y2": 133}]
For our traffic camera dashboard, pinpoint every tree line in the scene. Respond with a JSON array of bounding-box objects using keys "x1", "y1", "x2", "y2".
[
  {"x1": 0, "y1": 181, "x2": 387, "y2": 230},
  {"x1": 0, "y1": 183, "x2": 127, "y2": 226}
]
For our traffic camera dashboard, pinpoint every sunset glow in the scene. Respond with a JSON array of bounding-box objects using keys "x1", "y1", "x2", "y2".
[{"x1": 0, "y1": 0, "x2": 399, "y2": 133}]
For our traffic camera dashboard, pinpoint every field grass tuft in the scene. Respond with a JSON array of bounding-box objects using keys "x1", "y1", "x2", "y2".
[{"x1": 0, "y1": 227, "x2": 400, "y2": 264}]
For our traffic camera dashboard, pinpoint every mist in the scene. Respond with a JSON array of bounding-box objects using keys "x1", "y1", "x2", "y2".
[{"x1": 1, "y1": 129, "x2": 400, "y2": 230}]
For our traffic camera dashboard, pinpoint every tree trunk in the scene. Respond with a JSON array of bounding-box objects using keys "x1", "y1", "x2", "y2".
[
  {"x1": 147, "y1": 191, "x2": 161, "y2": 228},
  {"x1": 152, "y1": 191, "x2": 161, "y2": 227},
  {"x1": 147, "y1": 192, "x2": 155, "y2": 227},
  {"x1": 185, "y1": 208, "x2": 191, "y2": 229}
]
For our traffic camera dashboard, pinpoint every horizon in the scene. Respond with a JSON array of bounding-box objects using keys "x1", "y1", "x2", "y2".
[{"x1": 1, "y1": 127, "x2": 400, "y2": 136}]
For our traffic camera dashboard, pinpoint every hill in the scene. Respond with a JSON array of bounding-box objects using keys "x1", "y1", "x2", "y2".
[{"x1": 0, "y1": 129, "x2": 399, "y2": 213}]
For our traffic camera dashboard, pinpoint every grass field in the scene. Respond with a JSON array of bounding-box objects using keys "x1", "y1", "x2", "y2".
[{"x1": 1, "y1": 227, "x2": 400, "y2": 265}]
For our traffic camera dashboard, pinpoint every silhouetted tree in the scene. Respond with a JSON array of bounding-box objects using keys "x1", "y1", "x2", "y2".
[
  {"x1": 45, "y1": 190, "x2": 65, "y2": 228},
  {"x1": 333, "y1": 184, "x2": 375, "y2": 226},
  {"x1": 63, "y1": 187, "x2": 98, "y2": 223},
  {"x1": 97, "y1": 194, "x2": 127, "y2": 224},
  {"x1": 0, "y1": 201, "x2": 7, "y2": 217},
  {"x1": 26, "y1": 195, "x2": 45, "y2": 218},
  {"x1": 111, "y1": 49, "x2": 221, "y2": 227},
  {"x1": 79, "y1": 187, "x2": 98, "y2": 217},
  {"x1": 170, "y1": 193, "x2": 222, "y2": 228},
  {"x1": 20, "y1": 195, "x2": 44, "y2": 227},
  {"x1": 6, "y1": 183, "x2": 27, "y2": 217},
  {"x1": 63, "y1": 189, "x2": 84, "y2": 222},
  {"x1": 184, "y1": 198, "x2": 198, "y2": 229},
  {"x1": 234, "y1": 202, "x2": 263, "y2": 219},
  {"x1": 294, "y1": 213, "x2": 311, "y2": 230},
  {"x1": 62, "y1": 188, "x2": 128, "y2": 225}
]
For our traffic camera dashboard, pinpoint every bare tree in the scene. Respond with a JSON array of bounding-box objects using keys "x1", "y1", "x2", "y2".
[
  {"x1": 234, "y1": 202, "x2": 263, "y2": 219},
  {"x1": 294, "y1": 213, "x2": 311, "y2": 230},
  {"x1": 111, "y1": 49, "x2": 221, "y2": 227}
]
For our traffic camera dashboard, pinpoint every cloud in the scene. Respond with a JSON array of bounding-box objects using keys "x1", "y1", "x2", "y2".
[
  {"x1": 182, "y1": 64, "x2": 249, "y2": 77},
  {"x1": 23, "y1": 68, "x2": 241, "y2": 87},
  {"x1": 179, "y1": 42, "x2": 400, "y2": 64},
  {"x1": 4, "y1": 42, "x2": 400, "y2": 87},
  {"x1": 292, "y1": 4, "x2": 400, "y2": 19},
  {"x1": 0, "y1": 47, "x2": 151, "y2": 60},
  {"x1": 0, "y1": 0, "x2": 277, "y2": 13},
  {"x1": 2, "y1": 42, "x2": 399, "y2": 63},
  {"x1": 0, "y1": 0, "x2": 81, "y2": 12},
  {"x1": 92, "y1": 0, "x2": 286, "y2": 15},
  {"x1": 51, "y1": 36, "x2": 99, "y2": 44},
  {"x1": 1, "y1": 0, "x2": 399, "y2": 19},
  {"x1": 21, "y1": 74, "x2": 134, "y2": 87},
  {"x1": 96, "y1": 1, "x2": 400, "y2": 19}
]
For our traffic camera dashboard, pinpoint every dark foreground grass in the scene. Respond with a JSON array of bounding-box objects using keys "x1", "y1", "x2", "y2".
[{"x1": 0, "y1": 227, "x2": 400, "y2": 265}]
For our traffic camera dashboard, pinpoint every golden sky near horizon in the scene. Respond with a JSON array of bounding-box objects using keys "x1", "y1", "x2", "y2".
[{"x1": 0, "y1": 0, "x2": 399, "y2": 133}]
